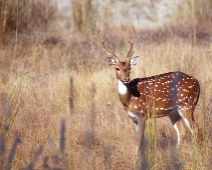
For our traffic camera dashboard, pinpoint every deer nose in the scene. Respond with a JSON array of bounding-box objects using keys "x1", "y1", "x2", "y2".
[{"x1": 123, "y1": 77, "x2": 130, "y2": 83}]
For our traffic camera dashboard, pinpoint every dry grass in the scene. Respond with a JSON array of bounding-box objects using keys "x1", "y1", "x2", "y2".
[
  {"x1": 0, "y1": 0, "x2": 212, "y2": 170},
  {"x1": 0, "y1": 27, "x2": 212, "y2": 169}
]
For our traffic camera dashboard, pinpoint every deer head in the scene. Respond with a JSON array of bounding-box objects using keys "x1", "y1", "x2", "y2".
[{"x1": 97, "y1": 28, "x2": 139, "y2": 83}]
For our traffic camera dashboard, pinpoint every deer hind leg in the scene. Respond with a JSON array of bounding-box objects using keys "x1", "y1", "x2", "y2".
[
  {"x1": 177, "y1": 109, "x2": 197, "y2": 135},
  {"x1": 174, "y1": 119, "x2": 187, "y2": 148},
  {"x1": 177, "y1": 109, "x2": 198, "y2": 140},
  {"x1": 168, "y1": 112, "x2": 187, "y2": 147}
]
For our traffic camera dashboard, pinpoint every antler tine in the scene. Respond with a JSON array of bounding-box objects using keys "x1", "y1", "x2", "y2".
[
  {"x1": 126, "y1": 26, "x2": 136, "y2": 58},
  {"x1": 97, "y1": 29, "x2": 119, "y2": 59}
]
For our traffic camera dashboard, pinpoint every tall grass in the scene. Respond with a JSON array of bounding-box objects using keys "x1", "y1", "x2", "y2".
[{"x1": 1, "y1": 33, "x2": 212, "y2": 169}]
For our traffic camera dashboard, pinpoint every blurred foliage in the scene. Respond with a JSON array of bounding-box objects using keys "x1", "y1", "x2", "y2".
[
  {"x1": 173, "y1": 0, "x2": 212, "y2": 27},
  {"x1": 0, "y1": 0, "x2": 56, "y2": 35},
  {"x1": 72, "y1": 0, "x2": 97, "y2": 33}
]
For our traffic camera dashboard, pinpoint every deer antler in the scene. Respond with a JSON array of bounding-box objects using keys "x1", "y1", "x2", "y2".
[
  {"x1": 126, "y1": 26, "x2": 136, "y2": 58},
  {"x1": 97, "y1": 29, "x2": 119, "y2": 59}
]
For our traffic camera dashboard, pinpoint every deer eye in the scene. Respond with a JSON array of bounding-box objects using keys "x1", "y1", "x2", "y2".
[{"x1": 116, "y1": 68, "x2": 120, "y2": 71}]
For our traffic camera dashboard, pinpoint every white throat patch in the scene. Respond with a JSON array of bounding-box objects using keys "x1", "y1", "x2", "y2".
[{"x1": 118, "y1": 80, "x2": 127, "y2": 95}]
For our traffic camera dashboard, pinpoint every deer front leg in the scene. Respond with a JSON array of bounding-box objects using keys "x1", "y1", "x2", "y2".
[
  {"x1": 127, "y1": 111, "x2": 139, "y2": 144},
  {"x1": 136, "y1": 116, "x2": 147, "y2": 168},
  {"x1": 138, "y1": 116, "x2": 146, "y2": 154},
  {"x1": 128, "y1": 111, "x2": 147, "y2": 163}
]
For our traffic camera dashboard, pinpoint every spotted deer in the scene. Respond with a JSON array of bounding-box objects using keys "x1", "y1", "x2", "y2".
[{"x1": 97, "y1": 29, "x2": 200, "y2": 148}]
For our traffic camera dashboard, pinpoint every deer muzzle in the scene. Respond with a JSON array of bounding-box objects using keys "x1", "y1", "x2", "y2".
[{"x1": 122, "y1": 77, "x2": 130, "y2": 83}]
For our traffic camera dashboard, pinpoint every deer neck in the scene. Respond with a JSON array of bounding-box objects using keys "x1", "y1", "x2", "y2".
[{"x1": 118, "y1": 80, "x2": 131, "y2": 109}]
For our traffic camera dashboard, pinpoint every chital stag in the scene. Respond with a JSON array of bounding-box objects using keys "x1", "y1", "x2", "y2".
[{"x1": 97, "y1": 29, "x2": 200, "y2": 149}]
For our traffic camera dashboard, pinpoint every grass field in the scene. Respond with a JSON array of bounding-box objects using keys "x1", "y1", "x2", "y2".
[{"x1": 0, "y1": 0, "x2": 212, "y2": 170}]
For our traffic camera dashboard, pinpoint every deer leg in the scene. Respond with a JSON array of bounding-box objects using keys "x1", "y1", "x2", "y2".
[
  {"x1": 168, "y1": 112, "x2": 187, "y2": 147},
  {"x1": 127, "y1": 111, "x2": 141, "y2": 158},
  {"x1": 177, "y1": 109, "x2": 198, "y2": 138},
  {"x1": 128, "y1": 112, "x2": 147, "y2": 166},
  {"x1": 137, "y1": 116, "x2": 147, "y2": 153},
  {"x1": 136, "y1": 116, "x2": 147, "y2": 168},
  {"x1": 174, "y1": 119, "x2": 187, "y2": 147},
  {"x1": 132, "y1": 118, "x2": 146, "y2": 151},
  {"x1": 178, "y1": 109, "x2": 195, "y2": 135},
  {"x1": 127, "y1": 111, "x2": 139, "y2": 145},
  {"x1": 179, "y1": 119, "x2": 187, "y2": 141}
]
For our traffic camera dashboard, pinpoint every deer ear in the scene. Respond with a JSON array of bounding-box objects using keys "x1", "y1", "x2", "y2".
[
  {"x1": 130, "y1": 56, "x2": 139, "y2": 66},
  {"x1": 107, "y1": 57, "x2": 117, "y2": 67}
]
